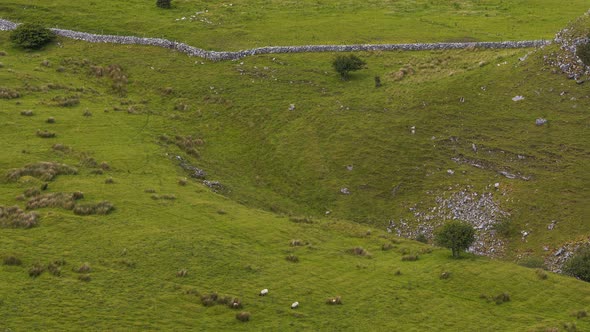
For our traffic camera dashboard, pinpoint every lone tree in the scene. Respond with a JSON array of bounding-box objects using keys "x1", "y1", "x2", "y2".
[
  {"x1": 332, "y1": 54, "x2": 366, "y2": 80},
  {"x1": 564, "y1": 246, "x2": 590, "y2": 282},
  {"x1": 10, "y1": 23, "x2": 55, "y2": 50},
  {"x1": 434, "y1": 220, "x2": 475, "y2": 258},
  {"x1": 156, "y1": 0, "x2": 171, "y2": 9}
]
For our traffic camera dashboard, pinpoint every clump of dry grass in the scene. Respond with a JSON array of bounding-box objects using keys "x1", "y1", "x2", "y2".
[
  {"x1": 104, "y1": 177, "x2": 115, "y2": 184},
  {"x1": 0, "y1": 206, "x2": 39, "y2": 228},
  {"x1": 28, "y1": 264, "x2": 45, "y2": 277},
  {"x1": 3, "y1": 255, "x2": 22, "y2": 266},
  {"x1": 73, "y1": 201, "x2": 114, "y2": 215},
  {"x1": 20, "y1": 110, "x2": 34, "y2": 116},
  {"x1": 175, "y1": 135, "x2": 203, "y2": 157},
  {"x1": 151, "y1": 194, "x2": 176, "y2": 201},
  {"x1": 75, "y1": 263, "x2": 91, "y2": 273},
  {"x1": 78, "y1": 274, "x2": 91, "y2": 282},
  {"x1": 176, "y1": 269, "x2": 188, "y2": 277},
  {"x1": 236, "y1": 311, "x2": 250, "y2": 322},
  {"x1": 0, "y1": 87, "x2": 20, "y2": 99},
  {"x1": 285, "y1": 254, "x2": 299, "y2": 263},
  {"x1": 26, "y1": 192, "x2": 84, "y2": 210},
  {"x1": 52, "y1": 144, "x2": 72, "y2": 153},
  {"x1": 401, "y1": 254, "x2": 419, "y2": 261},
  {"x1": 46, "y1": 117, "x2": 55, "y2": 123},
  {"x1": 50, "y1": 95, "x2": 79, "y2": 107},
  {"x1": 36, "y1": 130, "x2": 56, "y2": 138},
  {"x1": 289, "y1": 216, "x2": 314, "y2": 224},
  {"x1": 347, "y1": 247, "x2": 371, "y2": 257},
  {"x1": 326, "y1": 296, "x2": 343, "y2": 305}
]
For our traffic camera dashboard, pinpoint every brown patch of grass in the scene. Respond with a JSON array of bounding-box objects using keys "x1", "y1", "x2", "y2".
[
  {"x1": 36, "y1": 130, "x2": 56, "y2": 138},
  {"x1": 236, "y1": 311, "x2": 250, "y2": 322},
  {"x1": 347, "y1": 247, "x2": 371, "y2": 257},
  {"x1": 286, "y1": 254, "x2": 299, "y2": 263},
  {"x1": 401, "y1": 254, "x2": 419, "y2": 261},
  {"x1": 6, "y1": 161, "x2": 78, "y2": 181},
  {"x1": 326, "y1": 296, "x2": 342, "y2": 305},
  {"x1": 0, "y1": 87, "x2": 19, "y2": 99},
  {"x1": 28, "y1": 264, "x2": 45, "y2": 277},
  {"x1": 3, "y1": 255, "x2": 22, "y2": 266},
  {"x1": 26, "y1": 192, "x2": 83, "y2": 210},
  {"x1": 73, "y1": 201, "x2": 114, "y2": 215},
  {"x1": 75, "y1": 263, "x2": 91, "y2": 273},
  {"x1": 50, "y1": 95, "x2": 80, "y2": 107},
  {"x1": 0, "y1": 206, "x2": 39, "y2": 228}
]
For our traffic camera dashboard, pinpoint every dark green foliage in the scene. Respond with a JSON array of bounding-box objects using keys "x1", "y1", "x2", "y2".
[
  {"x1": 576, "y1": 42, "x2": 590, "y2": 66},
  {"x1": 156, "y1": 0, "x2": 171, "y2": 9},
  {"x1": 10, "y1": 23, "x2": 55, "y2": 49},
  {"x1": 434, "y1": 221, "x2": 475, "y2": 258},
  {"x1": 332, "y1": 54, "x2": 366, "y2": 80},
  {"x1": 564, "y1": 246, "x2": 590, "y2": 282}
]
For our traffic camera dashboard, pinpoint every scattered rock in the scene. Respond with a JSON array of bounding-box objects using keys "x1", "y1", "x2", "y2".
[
  {"x1": 535, "y1": 118, "x2": 547, "y2": 126},
  {"x1": 346, "y1": 165, "x2": 353, "y2": 171},
  {"x1": 288, "y1": 104, "x2": 296, "y2": 111},
  {"x1": 446, "y1": 169, "x2": 455, "y2": 175},
  {"x1": 340, "y1": 188, "x2": 350, "y2": 195},
  {"x1": 410, "y1": 126, "x2": 415, "y2": 134},
  {"x1": 512, "y1": 95, "x2": 525, "y2": 101}
]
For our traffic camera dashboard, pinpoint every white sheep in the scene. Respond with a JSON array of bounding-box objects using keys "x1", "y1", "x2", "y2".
[
  {"x1": 291, "y1": 301, "x2": 299, "y2": 309},
  {"x1": 259, "y1": 289, "x2": 268, "y2": 296}
]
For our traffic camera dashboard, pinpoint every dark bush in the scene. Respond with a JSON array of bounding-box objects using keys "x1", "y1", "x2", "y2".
[
  {"x1": 434, "y1": 220, "x2": 475, "y2": 258},
  {"x1": 564, "y1": 246, "x2": 590, "y2": 282},
  {"x1": 156, "y1": 0, "x2": 171, "y2": 9},
  {"x1": 577, "y1": 42, "x2": 590, "y2": 66},
  {"x1": 332, "y1": 54, "x2": 366, "y2": 80},
  {"x1": 10, "y1": 23, "x2": 55, "y2": 50}
]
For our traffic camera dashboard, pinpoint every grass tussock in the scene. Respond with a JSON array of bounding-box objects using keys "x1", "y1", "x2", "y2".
[
  {"x1": 236, "y1": 311, "x2": 250, "y2": 322},
  {"x1": 46, "y1": 117, "x2": 55, "y2": 123},
  {"x1": 75, "y1": 263, "x2": 91, "y2": 273},
  {"x1": 36, "y1": 130, "x2": 56, "y2": 138},
  {"x1": 176, "y1": 269, "x2": 188, "y2": 277},
  {"x1": 105, "y1": 177, "x2": 114, "y2": 184},
  {"x1": 536, "y1": 269, "x2": 548, "y2": 280},
  {"x1": 347, "y1": 247, "x2": 371, "y2": 257},
  {"x1": 151, "y1": 194, "x2": 176, "y2": 200},
  {"x1": 26, "y1": 192, "x2": 84, "y2": 210},
  {"x1": 440, "y1": 271, "x2": 452, "y2": 279},
  {"x1": 290, "y1": 239, "x2": 305, "y2": 246},
  {"x1": 52, "y1": 143, "x2": 72, "y2": 153},
  {"x1": 481, "y1": 292, "x2": 511, "y2": 305},
  {"x1": 20, "y1": 110, "x2": 34, "y2": 116},
  {"x1": 78, "y1": 274, "x2": 91, "y2": 282},
  {"x1": 73, "y1": 201, "x2": 114, "y2": 215},
  {"x1": 46, "y1": 262, "x2": 61, "y2": 276},
  {"x1": 6, "y1": 162, "x2": 77, "y2": 181},
  {"x1": 401, "y1": 254, "x2": 419, "y2": 261},
  {"x1": 573, "y1": 310, "x2": 588, "y2": 319},
  {"x1": 50, "y1": 95, "x2": 80, "y2": 107},
  {"x1": 0, "y1": 87, "x2": 20, "y2": 99},
  {"x1": 381, "y1": 243, "x2": 395, "y2": 251},
  {"x1": 286, "y1": 254, "x2": 299, "y2": 263},
  {"x1": 3, "y1": 255, "x2": 22, "y2": 266},
  {"x1": 289, "y1": 216, "x2": 314, "y2": 224},
  {"x1": 28, "y1": 264, "x2": 45, "y2": 278},
  {"x1": 0, "y1": 206, "x2": 39, "y2": 228},
  {"x1": 326, "y1": 296, "x2": 342, "y2": 305}
]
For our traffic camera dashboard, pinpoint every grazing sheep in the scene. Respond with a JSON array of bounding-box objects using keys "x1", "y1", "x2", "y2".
[
  {"x1": 259, "y1": 289, "x2": 268, "y2": 296},
  {"x1": 291, "y1": 301, "x2": 299, "y2": 309}
]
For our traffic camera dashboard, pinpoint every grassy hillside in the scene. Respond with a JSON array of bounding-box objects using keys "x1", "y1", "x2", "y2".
[
  {"x1": 0, "y1": 1, "x2": 589, "y2": 49},
  {"x1": 0, "y1": 4, "x2": 589, "y2": 332}
]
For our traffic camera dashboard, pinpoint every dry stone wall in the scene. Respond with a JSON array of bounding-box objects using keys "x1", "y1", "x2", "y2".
[{"x1": 0, "y1": 18, "x2": 550, "y2": 61}]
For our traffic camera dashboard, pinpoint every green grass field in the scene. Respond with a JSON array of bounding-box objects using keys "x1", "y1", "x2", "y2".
[
  {"x1": 0, "y1": 2, "x2": 589, "y2": 331},
  {"x1": 1, "y1": 1, "x2": 589, "y2": 49}
]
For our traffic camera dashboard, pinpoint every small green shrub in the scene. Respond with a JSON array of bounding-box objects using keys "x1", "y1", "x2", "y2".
[
  {"x1": 156, "y1": 0, "x2": 171, "y2": 9},
  {"x1": 536, "y1": 269, "x2": 548, "y2": 280},
  {"x1": 10, "y1": 23, "x2": 55, "y2": 50},
  {"x1": 236, "y1": 311, "x2": 250, "y2": 322},
  {"x1": 564, "y1": 246, "x2": 590, "y2": 282},
  {"x1": 576, "y1": 42, "x2": 590, "y2": 66},
  {"x1": 332, "y1": 54, "x2": 366, "y2": 80}
]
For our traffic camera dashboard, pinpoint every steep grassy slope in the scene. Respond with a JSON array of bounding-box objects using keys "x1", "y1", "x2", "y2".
[
  {"x1": 0, "y1": 0, "x2": 588, "y2": 49},
  {"x1": 0, "y1": 28, "x2": 589, "y2": 330}
]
